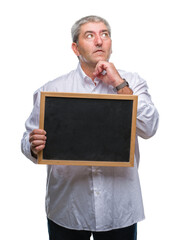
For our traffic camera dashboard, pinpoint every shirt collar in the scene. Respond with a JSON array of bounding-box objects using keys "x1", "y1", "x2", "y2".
[
  {"x1": 77, "y1": 63, "x2": 87, "y2": 80},
  {"x1": 77, "y1": 63, "x2": 101, "y2": 85}
]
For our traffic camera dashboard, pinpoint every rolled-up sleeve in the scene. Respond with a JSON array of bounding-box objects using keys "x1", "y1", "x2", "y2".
[
  {"x1": 132, "y1": 74, "x2": 159, "y2": 139},
  {"x1": 21, "y1": 90, "x2": 41, "y2": 163}
]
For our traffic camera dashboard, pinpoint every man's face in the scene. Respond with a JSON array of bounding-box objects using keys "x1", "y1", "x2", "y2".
[{"x1": 72, "y1": 22, "x2": 112, "y2": 68}]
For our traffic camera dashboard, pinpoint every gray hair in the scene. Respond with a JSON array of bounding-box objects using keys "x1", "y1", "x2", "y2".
[{"x1": 71, "y1": 15, "x2": 111, "y2": 43}]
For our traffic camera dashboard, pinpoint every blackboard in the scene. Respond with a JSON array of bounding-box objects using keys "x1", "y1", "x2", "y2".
[{"x1": 38, "y1": 92, "x2": 138, "y2": 167}]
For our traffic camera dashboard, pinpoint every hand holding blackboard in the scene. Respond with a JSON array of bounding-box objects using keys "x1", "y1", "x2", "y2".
[{"x1": 29, "y1": 129, "x2": 47, "y2": 158}]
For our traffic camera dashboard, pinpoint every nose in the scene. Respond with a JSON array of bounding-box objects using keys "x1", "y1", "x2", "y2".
[{"x1": 94, "y1": 35, "x2": 103, "y2": 46}]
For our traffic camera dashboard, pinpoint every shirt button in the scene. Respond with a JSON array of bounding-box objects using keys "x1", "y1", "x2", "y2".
[{"x1": 95, "y1": 190, "x2": 100, "y2": 195}]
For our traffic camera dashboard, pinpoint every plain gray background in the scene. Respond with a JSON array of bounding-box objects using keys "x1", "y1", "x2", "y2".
[{"x1": 1, "y1": 0, "x2": 179, "y2": 239}]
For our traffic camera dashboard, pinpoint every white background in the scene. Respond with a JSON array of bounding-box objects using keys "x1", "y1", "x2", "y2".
[{"x1": 0, "y1": 0, "x2": 180, "y2": 239}]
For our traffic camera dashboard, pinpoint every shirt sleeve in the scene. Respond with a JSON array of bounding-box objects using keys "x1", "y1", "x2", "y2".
[
  {"x1": 132, "y1": 73, "x2": 159, "y2": 139},
  {"x1": 21, "y1": 89, "x2": 41, "y2": 163}
]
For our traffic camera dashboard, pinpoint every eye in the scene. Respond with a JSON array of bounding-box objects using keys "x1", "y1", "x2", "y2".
[
  {"x1": 101, "y1": 32, "x2": 109, "y2": 38},
  {"x1": 86, "y1": 34, "x2": 94, "y2": 39}
]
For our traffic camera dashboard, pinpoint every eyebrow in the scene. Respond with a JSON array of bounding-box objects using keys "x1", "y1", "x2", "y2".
[
  {"x1": 84, "y1": 29, "x2": 109, "y2": 35},
  {"x1": 84, "y1": 31, "x2": 94, "y2": 35}
]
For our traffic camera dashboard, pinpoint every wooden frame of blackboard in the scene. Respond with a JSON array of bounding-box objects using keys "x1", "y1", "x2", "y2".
[{"x1": 38, "y1": 92, "x2": 138, "y2": 167}]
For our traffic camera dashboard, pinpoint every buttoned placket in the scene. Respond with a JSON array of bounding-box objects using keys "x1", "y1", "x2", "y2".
[
  {"x1": 83, "y1": 75, "x2": 106, "y2": 229},
  {"x1": 91, "y1": 166, "x2": 105, "y2": 230}
]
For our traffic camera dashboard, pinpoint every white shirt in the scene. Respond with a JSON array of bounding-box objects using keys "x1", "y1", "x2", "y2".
[{"x1": 21, "y1": 64, "x2": 159, "y2": 231}]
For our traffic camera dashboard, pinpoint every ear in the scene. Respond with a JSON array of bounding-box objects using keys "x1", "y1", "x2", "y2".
[{"x1": 72, "y1": 42, "x2": 80, "y2": 57}]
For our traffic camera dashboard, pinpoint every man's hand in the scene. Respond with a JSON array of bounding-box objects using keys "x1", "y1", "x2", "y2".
[
  {"x1": 93, "y1": 61, "x2": 133, "y2": 94},
  {"x1": 29, "y1": 129, "x2": 47, "y2": 157},
  {"x1": 93, "y1": 61, "x2": 124, "y2": 87}
]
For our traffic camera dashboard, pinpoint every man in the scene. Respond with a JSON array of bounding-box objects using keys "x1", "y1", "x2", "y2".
[{"x1": 21, "y1": 15, "x2": 159, "y2": 240}]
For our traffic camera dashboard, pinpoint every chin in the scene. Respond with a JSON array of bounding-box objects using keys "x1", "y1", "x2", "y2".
[{"x1": 94, "y1": 56, "x2": 108, "y2": 63}]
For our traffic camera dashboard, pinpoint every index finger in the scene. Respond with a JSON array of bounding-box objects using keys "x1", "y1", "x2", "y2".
[
  {"x1": 30, "y1": 129, "x2": 46, "y2": 137},
  {"x1": 96, "y1": 60, "x2": 109, "y2": 72}
]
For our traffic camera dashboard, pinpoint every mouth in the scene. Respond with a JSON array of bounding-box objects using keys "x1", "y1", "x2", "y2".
[{"x1": 93, "y1": 49, "x2": 104, "y2": 54}]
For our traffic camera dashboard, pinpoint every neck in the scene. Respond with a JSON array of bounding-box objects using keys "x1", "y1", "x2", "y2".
[{"x1": 80, "y1": 62, "x2": 96, "y2": 81}]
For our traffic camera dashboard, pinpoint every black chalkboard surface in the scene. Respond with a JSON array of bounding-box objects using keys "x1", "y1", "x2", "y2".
[{"x1": 38, "y1": 92, "x2": 138, "y2": 167}]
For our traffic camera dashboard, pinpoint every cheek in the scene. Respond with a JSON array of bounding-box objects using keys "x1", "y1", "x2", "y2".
[
  {"x1": 77, "y1": 42, "x2": 93, "y2": 55},
  {"x1": 79, "y1": 48, "x2": 92, "y2": 58},
  {"x1": 105, "y1": 40, "x2": 112, "y2": 51},
  {"x1": 107, "y1": 44, "x2": 112, "y2": 56}
]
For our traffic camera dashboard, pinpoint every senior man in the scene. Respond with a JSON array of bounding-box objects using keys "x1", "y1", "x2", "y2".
[{"x1": 21, "y1": 15, "x2": 159, "y2": 240}]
